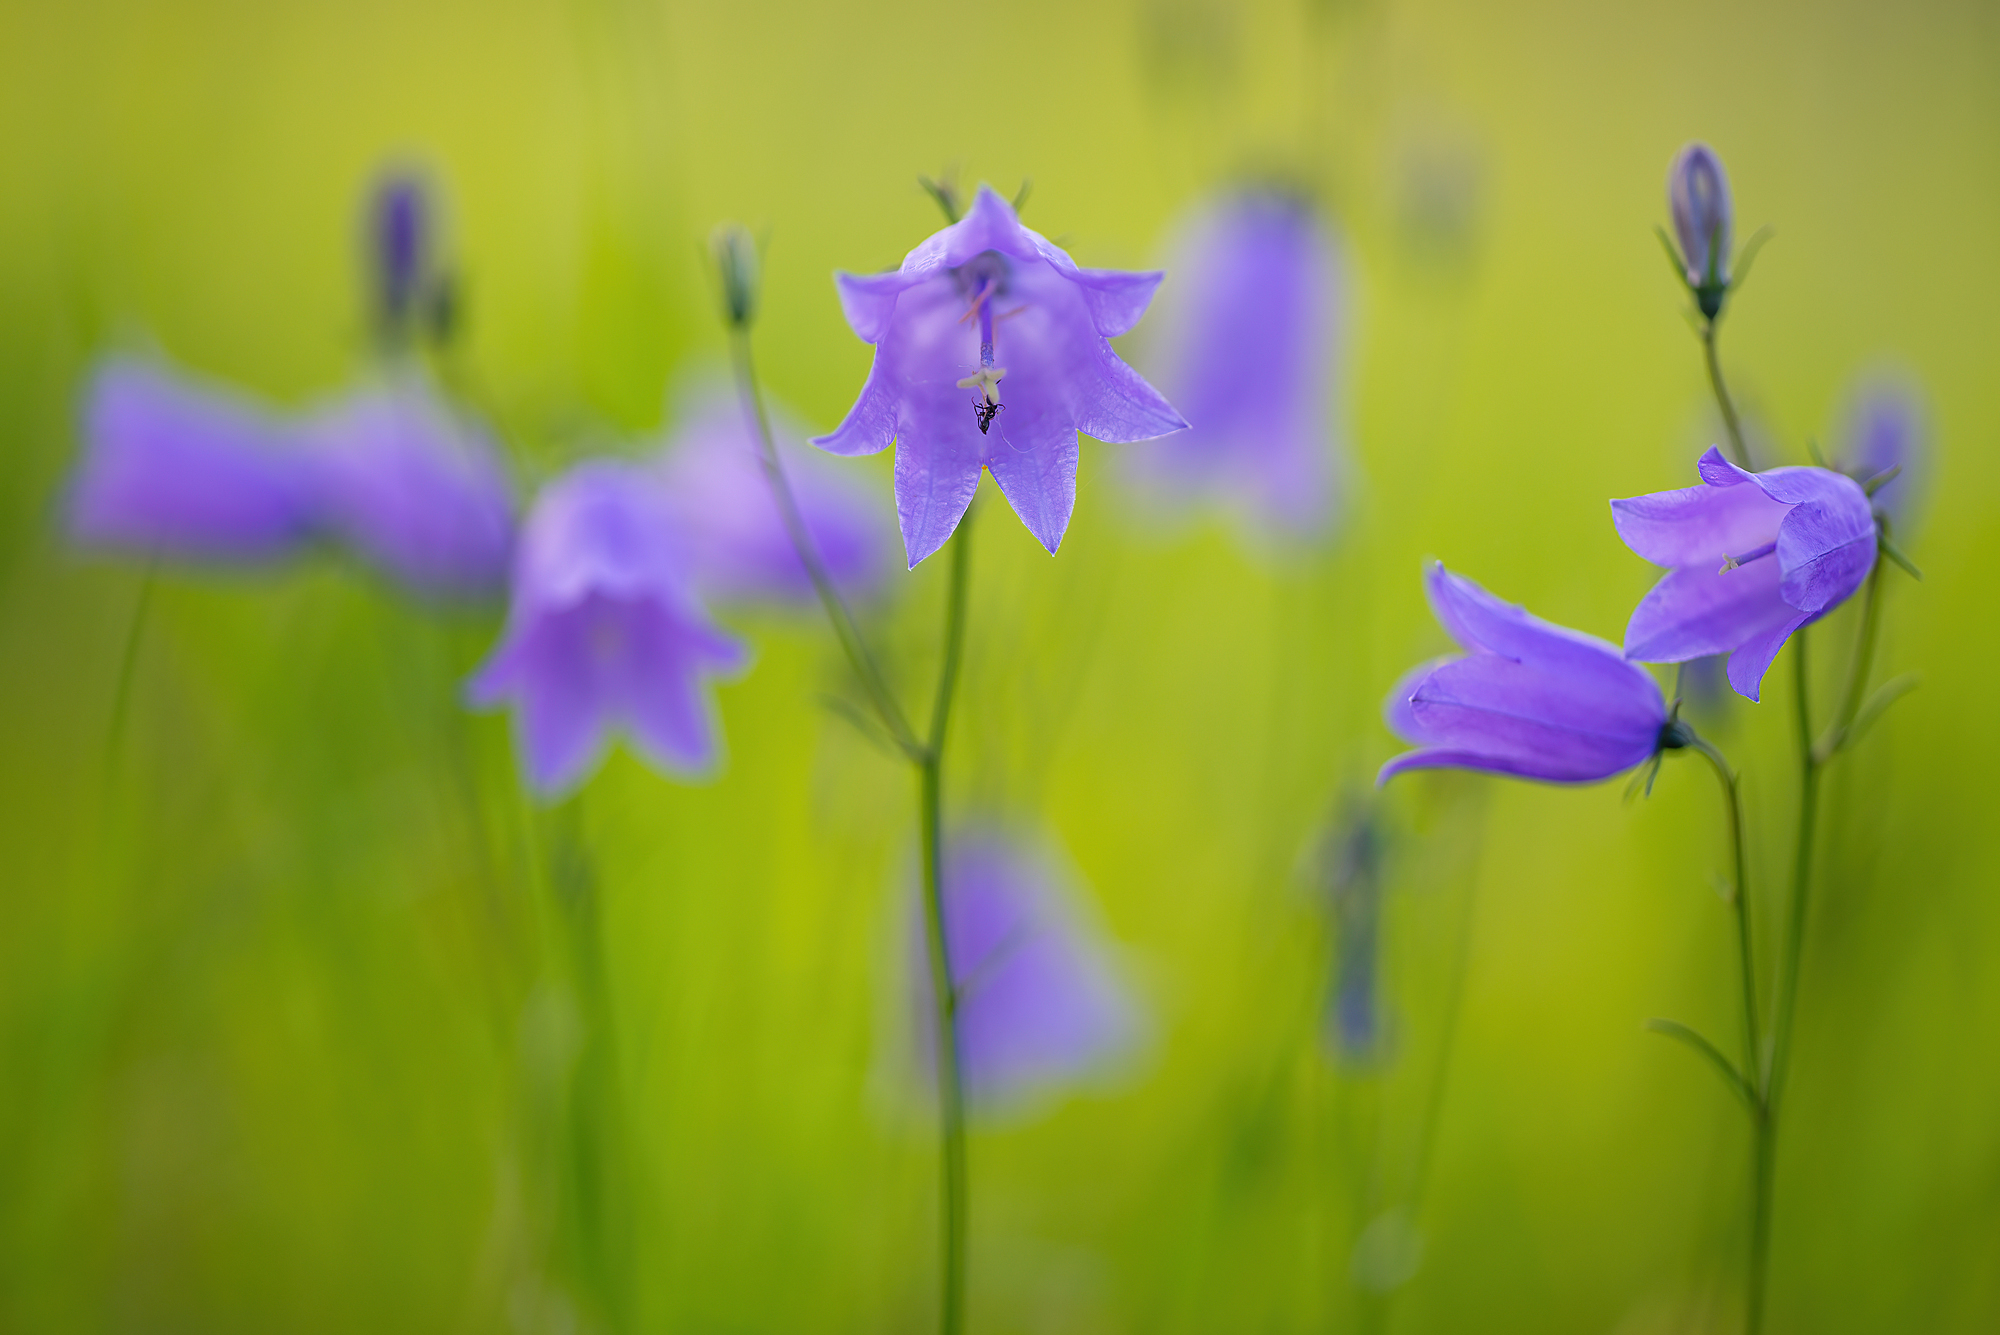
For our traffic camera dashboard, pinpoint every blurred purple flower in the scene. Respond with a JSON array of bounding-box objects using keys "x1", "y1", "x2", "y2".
[
  {"x1": 300, "y1": 376, "x2": 514, "y2": 598},
  {"x1": 1839, "y1": 377, "x2": 1929, "y2": 536},
  {"x1": 912, "y1": 830, "x2": 1141, "y2": 1114},
  {"x1": 1668, "y1": 143, "x2": 1733, "y2": 297},
  {"x1": 657, "y1": 386, "x2": 890, "y2": 605},
  {"x1": 67, "y1": 357, "x2": 313, "y2": 564},
  {"x1": 1380, "y1": 563, "x2": 1667, "y2": 785},
  {"x1": 1615, "y1": 447, "x2": 1876, "y2": 701},
  {"x1": 1124, "y1": 189, "x2": 1343, "y2": 543},
  {"x1": 817, "y1": 185, "x2": 1187, "y2": 566},
  {"x1": 468, "y1": 460, "x2": 746, "y2": 797}
]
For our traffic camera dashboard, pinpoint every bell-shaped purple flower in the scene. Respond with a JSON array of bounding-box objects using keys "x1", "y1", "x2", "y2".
[
  {"x1": 1123, "y1": 188, "x2": 1344, "y2": 543},
  {"x1": 816, "y1": 185, "x2": 1187, "y2": 566},
  {"x1": 299, "y1": 376, "x2": 514, "y2": 598},
  {"x1": 1840, "y1": 377, "x2": 1929, "y2": 536},
  {"x1": 67, "y1": 357, "x2": 313, "y2": 564},
  {"x1": 468, "y1": 461, "x2": 746, "y2": 797},
  {"x1": 1380, "y1": 563, "x2": 1668, "y2": 785},
  {"x1": 1614, "y1": 447, "x2": 1877, "y2": 702},
  {"x1": 1669, "y1": 143, "x2": 1734, "y2": 296},
  {"x1": 911, "y1": 829, "x2": 1141, "y2": 1114},
  {"x1": 656, "y1": 386, "x2": 890, "y2": 605}
]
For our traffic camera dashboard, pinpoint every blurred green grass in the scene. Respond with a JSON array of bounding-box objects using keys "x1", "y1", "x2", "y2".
[{"x1": 3, "y1": 0, "x2": 1999, "y2": 1330}]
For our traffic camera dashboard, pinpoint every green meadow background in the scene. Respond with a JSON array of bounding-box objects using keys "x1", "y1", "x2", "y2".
[{"x1": 3, "y1": 0, "x2": 1997, "y2": 1329}]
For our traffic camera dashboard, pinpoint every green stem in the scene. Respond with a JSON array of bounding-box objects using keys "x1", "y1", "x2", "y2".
[
  {"x1": 730, "y1": 319, "x2": 977, "y2": 1335},
  {"x1": 728, "y1": 329, "x2": 924, "y2": 760},
  {"x1": 1816, "y1": 558, "x2": 1887, "y2": 763},
  {"x1": 920, "y1": 508, "x2": 976, "y2": 1335},
  {"x1": 102, "y1": 559, "x2": 157, "y2": 790},
  {"x1": 1685, "y1": 734, "x2": 1772, "y2": 1335},
  {"x1": 1701, "y1": 321, "x2": 1751, "y2": 469}
]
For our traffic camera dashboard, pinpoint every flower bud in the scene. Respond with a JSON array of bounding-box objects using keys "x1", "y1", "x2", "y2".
[
  {"x1": 1668, "y1": 143, "x2": 1733, "y2": 317},
  {"x1": 370, "y1": 173, "x2": 432, "y2": 339},
  {"x1": 710, "y1": 223, "x2": 760, "y2": 329}
]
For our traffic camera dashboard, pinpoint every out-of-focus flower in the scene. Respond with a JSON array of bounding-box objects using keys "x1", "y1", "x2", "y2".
[
  {"x1": 1615, "y1": 447, "x2": 1877, "y2": 701},
  {"x1": 656, "y1": 386, "x2": 889, "y2": 605},
  {"x1": 1124, "y1": 189, "x2": 1343, "y2": 544},
  {"x1": 300, "y1": 375, "x2": 514, "y2": 598},
  {"x1": 1839, "y1": 377, "x2": 1929, "y2": 537},
  {"x1": 817, "y1": 185, "x2": 1187, "y2": 566},
  {"x1": 468, "y1": 461, "x2": 746, "y2": 797},
  {"x1": 911, "y1": 829, "x2": 1141, "y2": 1114},
  {"x1": 67, "y1": 357, "x2": 313, "y2": 564},
  {"x1": 1668, "y1": 143, "x2": 1733, "y2": 312},
  {"x1": 1380, "y1": 563, "x2": 1668, "y2": 785},
  {"x1": 1321, "y1": 803, "x2": 1386, "y2": 1060}
]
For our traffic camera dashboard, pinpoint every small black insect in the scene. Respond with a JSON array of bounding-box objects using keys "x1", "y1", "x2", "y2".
[{"x1": 973, "y1": 397, "x2": 1003, "y2": 435}]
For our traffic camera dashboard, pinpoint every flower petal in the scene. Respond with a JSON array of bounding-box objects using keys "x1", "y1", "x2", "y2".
[
  {"x1": 895, "y1": 426, "x2": 984, "y2": 568},
  {"x1": 1623, "y1": 558, "x2": 1794, "y2": 663},
  {"x1": 1775, "y1": 499, "x2": 1876, "y2": 614},
  {"x1": 1724, "y1": 606, "x2": 1811, "y2": 702},
  {"x1": 1610, "y1": 472, "x2": 1788, "y2": 568}
]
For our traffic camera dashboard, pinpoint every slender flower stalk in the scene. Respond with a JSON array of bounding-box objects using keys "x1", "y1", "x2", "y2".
[{"x1": 715, "y1": 222, "x2": 974, "y2": 1335}]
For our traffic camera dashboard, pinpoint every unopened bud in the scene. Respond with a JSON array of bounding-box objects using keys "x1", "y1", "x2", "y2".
[
  {"x1": 371, "y1": 173, "x2": 432, "y2": 339},
  {"x1": 711, "y1": 223, "x2": 760, "y2": 329},
  {"x1": 1668, "y1": 143, "x2": 1734, "y2": 318}
]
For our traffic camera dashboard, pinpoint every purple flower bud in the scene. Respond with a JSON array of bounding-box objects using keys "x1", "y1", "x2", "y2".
[
  {"x1": 656, "y1": 386, "x2": 890, "y2": 606},
  {"x1": 1668, "y1": 143, "x2": 1734, "y2": 302},
  {"x1": 1124, "y1": 189, "x2": 1345, "y2": 544},
  {"x1": 467, "y1": 461, "x2": 746, "y2": 797},
  {"x1": 300, "y1": 377, "x2": 515, "y2": 598},
  {"x1": 911, "y1": 829, "x2": 1141, "y2": 1115},
  {"x1": 1839, "y1": 375, "x2": 1929, "y2": 537},
  {"x1": 1322, "y1": 805, "x2": 1386, "y2": 1060},
  {"x1": 66, "y1": 357, "x2": 314, "y2": 564},
  {"x1": 1380, "y1": 563, "x2": 1668, "y2": 785},
  {"x1": 1614, "y1": 447, "x2": 1877, "y2": 701},
  {"x1": 371, "y1": 173, "x2": 432, "y2": 335},
  {"x1": 817, "y1": 185, "x2": 1187, "y2": 567}
]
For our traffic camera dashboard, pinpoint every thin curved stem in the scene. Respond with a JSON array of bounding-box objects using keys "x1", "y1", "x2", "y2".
[
  {"x1": 920, "y1": 508, "x2": 976, "y2": 1335},
  {"x1": 1680, "y1": 734, "x2": 1772, "y2": 1335},
  {"x1": 1772, "y1": 634, "x2": 1818, "y2": 1109},
  {"x1": 102, "y1": 559, "x2": 157, "y2": 790},
  {"x1": 1701, "y1": 321, "x2": 1751, "y2": 469},
  {"x1": 728, "y1": 329, "x2": 924, "y2": 760}
]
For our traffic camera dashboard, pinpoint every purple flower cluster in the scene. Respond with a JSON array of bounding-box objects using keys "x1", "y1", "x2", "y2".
[{"x1": 68, "y1": 357, "x2": 515, "y2": 595}]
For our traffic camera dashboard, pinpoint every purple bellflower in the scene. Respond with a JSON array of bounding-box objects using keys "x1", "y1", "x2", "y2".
[
  {"x1": 1614, "y1": 447, "x2": 1877, "y2": 702},
  {"x1": 300, "y1": 375, "x2": 515, "y2": 598},
  {"x1": 1668, "y1": 143, "x2": 1734, "y2": 317},
  {"x1": 1123, "y1": 188, "x2": 1343, "y2": 543},
  {"x1": 372, "y1": 173, "x2": 432, "y2": 334},
  {"x1": 67, "y1": 357, "x2": 313, "y2": 564},
  {"x1": 657, "y1": 386, "x2": 890, "y2": 605},
  {"x1": 816, "y1": 185, "x2": 1188, "y2": 566},
  {"x1": 1380, "y1": 563, "x2": 1669, "y2": 785},
  {"x1": 468, "y1": 460, "x2": 746, "y2": 797},
  {"x1": 1840, "y1": 377, "x2": 1929, "y2": 537},
  {"x1": 910, "y1": 829, "x2": 1141, "y2": 1114}
]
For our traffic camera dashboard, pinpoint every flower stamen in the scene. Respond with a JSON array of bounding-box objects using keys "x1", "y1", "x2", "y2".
[{"x1": 1718, "y1": 540, "x2": 1777, "y2": 574}]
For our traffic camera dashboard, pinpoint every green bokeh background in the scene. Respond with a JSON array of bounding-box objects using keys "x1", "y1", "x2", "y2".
[{"x1": 3, "y1": 0, "x2": 1997, "y2": 1330}]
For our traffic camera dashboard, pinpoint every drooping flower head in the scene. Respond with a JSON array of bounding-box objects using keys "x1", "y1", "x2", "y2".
[
  {"x1": 371, "y1": 173, "x2": 432, "y2": 332},
  {"x1": 909, "y1": 828, "x2": 1141, "y2": 1115},
  {"x1": 1124, "y1": 188, "x2": 1344, "y2": 544},
  {"x1": 1668, "y1": 142, "x2": 1734, "y2": 314},
  {"x1": 1380, "y1": 563, "x2": 1669, "y2": 785},
  {"x1": 656, "y1": 385, "x2": 889, "y2": 605},
  {"x1": 300, "y1": 375, "x2": 514, "y2": 598},
  {"x1": 1839, "y1": 376, "x2": 1929, "y2": 537},
  {"x1": 468, "y1": 461, "x2": 746, "y2": 797},
  {"x1": 816, "y1": 185, "x2": 1188, "y2": 566},
  {"x1": 67, "y1": 357, "x2": 314, "y2": 565},
  {"x1": 1615, "y1": 448, "x2": 1877, "y2": 701}
]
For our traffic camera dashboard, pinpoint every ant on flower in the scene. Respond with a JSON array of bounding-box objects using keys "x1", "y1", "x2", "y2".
[{"x1": 973, "y1": 396, "x2": 1003, "y2": 435}]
